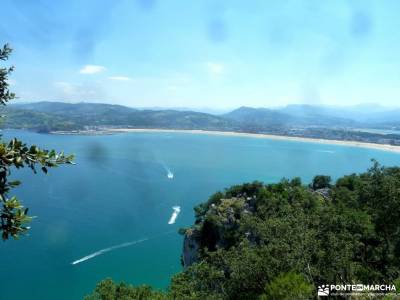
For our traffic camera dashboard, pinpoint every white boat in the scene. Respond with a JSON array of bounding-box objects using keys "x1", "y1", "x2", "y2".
[
  {"x1": 168, "y1": 206, "x2": 181, "y2": 224},
  {"x1": 167, "y1": 171, "x2": 174, "y2": 179}
]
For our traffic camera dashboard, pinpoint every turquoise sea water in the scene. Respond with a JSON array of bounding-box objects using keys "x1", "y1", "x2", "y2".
[{"x1": 1, "y1": 130, "x2": 400, "y2": 300}]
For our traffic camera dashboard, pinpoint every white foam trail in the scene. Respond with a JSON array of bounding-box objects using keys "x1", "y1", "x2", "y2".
[
  {"x1": 71, "y1": 238, "x2": 148, "y2": 265},
  {"x1": 317, "y1": 150, "x2": 335, "y2": 154},
  {"x1": 161, "y1": 161, "x2": 174, "y2": 179},
  {"x1": 168, "y1": 206, "x2": 181, "y2": 224}
]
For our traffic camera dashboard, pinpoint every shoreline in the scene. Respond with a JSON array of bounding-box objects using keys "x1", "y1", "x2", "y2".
[{"x1": 103, "y1": 128, "x2": 400, "y2": 153}]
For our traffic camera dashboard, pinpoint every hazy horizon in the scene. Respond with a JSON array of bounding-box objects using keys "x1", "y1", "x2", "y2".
[
  {"x1": 11, "y1": 99, "x2": 400, "y2": 112},
  {"x1": 3, "y1": 1, "x2": 400, "y2": 108}
]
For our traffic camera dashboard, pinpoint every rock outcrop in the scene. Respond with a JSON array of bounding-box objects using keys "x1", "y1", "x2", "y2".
[{"x1": 182, "y1": 229, "x2": 200, "y2": 268}]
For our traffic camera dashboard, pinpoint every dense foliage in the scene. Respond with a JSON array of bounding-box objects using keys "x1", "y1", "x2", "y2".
[
  {"x1": 86, "y1": 162, "x2": 400, "y2": 299},
  {"x1": 84, "y1": 279, "x2": 167, "y2": 300},
  {"x1": 0, "y1": 44, "x2": 73, "y2": 240}
]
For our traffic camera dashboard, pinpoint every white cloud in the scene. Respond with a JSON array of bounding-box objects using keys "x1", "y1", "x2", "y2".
[
  {"x1": 166, "y1": 84, "x2": 179, "y2": 92},
  {"x1": 7, "y1": 79, "x2": 17, "y2": 86},
  {"x1": 54, "y1": 81, "x2": 76, "y2": 94},
  {"x1": 206, "y1": 62, "x2": 224, "y2": 75},
  {"x1": 79, "y1": 65, "x2": 106, "y2": 74},
  {"x1": 108, "y1": 76, "x2": 131, "y2": 81},
  {"x1": 53, "y1": 81, "x2": 104, "y2": 100}
]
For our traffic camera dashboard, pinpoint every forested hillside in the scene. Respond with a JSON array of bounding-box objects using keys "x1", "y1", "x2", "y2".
[
  {"x1": 3, "y1": 101, "x2": 400, "y2": 145},
  {"x1": 85, "y1": 162, "x2": 400, "y2": 299},
  {"x1": 2, "y1": 102, "x2": 237, "y2": 132}
]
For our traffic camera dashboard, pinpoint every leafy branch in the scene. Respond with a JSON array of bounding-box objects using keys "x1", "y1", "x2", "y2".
[
  {"x1": 0, "y1": 44, "x2": 74, "y2": 240},
  {"x1": 0, "y1": 44, "x2": 15, "y2": 105}
]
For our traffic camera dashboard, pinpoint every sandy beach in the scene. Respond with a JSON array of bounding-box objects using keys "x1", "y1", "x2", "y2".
[{"x1": 107, "y1": 128, "x2": 400, "y2": 154}]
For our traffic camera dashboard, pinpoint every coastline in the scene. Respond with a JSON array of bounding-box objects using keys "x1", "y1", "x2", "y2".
[{"x1": 104, "y1": 128, "x2": 400, "y2": 154}]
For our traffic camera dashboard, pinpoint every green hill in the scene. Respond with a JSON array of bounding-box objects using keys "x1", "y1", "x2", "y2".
[{"x1": 3, "y1": 102, "x2": 237, "y2": 132}]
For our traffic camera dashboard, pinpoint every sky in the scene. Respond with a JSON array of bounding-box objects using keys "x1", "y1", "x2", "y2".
[{"x1": 1, "y1": 0, "x2": 400, "y2": 109}]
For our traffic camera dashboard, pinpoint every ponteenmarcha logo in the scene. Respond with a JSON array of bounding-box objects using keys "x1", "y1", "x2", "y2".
[
  {"x1": 317, "y1": 283, "x2": 397, "y2": 297},
  {"x1": 317, "y1": 285, "x2": 330, "y2": 296}
]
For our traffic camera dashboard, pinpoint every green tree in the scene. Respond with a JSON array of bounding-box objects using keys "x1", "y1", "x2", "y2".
[
  {"x1": 311, "y1": 175, "x2": 331, "y2": 190},
  {"x1": 84, "y1": 278, "x2": 168, "y2": 300},
  {"x1": 260, "y1": 272, "x2": 313, "y2": 300},
  {"x1": 0, "y1": 44, "x2": 73, "y2": 240}
]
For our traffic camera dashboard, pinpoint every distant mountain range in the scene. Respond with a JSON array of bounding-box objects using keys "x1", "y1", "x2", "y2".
[
  {"x1": 1, "y1": 101, "x2": 400, "y2": 145},
  {"x1": 224, "y1": 106, "x2": 356, "y2": 127},
  {"x1": 225, "y1": 104, "x2": 400, "y2": 126},
  {"x1": 277, "y1": 104, "x2": 400, "y2": 124}
]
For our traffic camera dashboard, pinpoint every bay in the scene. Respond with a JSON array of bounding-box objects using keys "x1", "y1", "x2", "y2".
[{"x1": 1, "y1": 130, "x2": 399, "y2": 300}]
